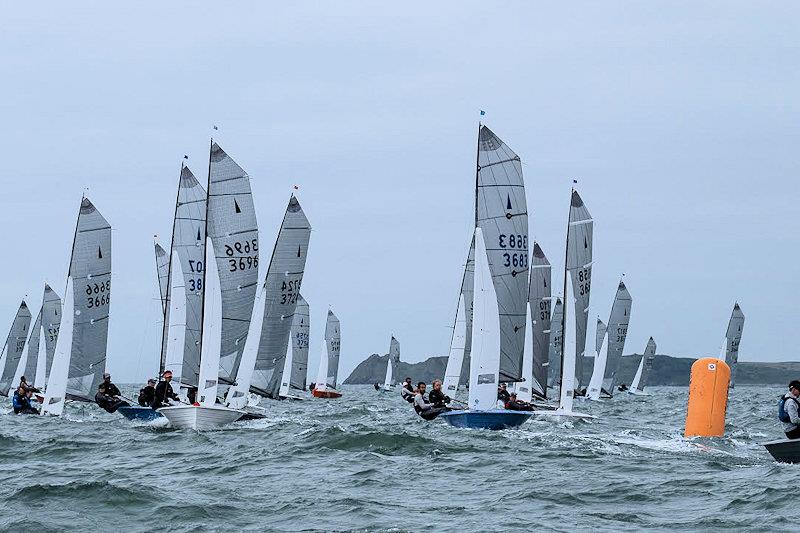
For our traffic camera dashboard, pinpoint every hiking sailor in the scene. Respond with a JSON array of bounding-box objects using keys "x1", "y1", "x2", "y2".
[
  {"x1": 152, "y1": 370, "x2": 181, "y2": 408},
  {"x1": 780, "y1": 380, "x2": 800, "y2": 439},
  {"x1": 400, "y1": 377, "x2": 415, "y2": 403},
  {"x1": 137, "y1": 379, "x2": 157, "y2": 407},
  {"x1": 504, "y1": 392, "x2": 534, "y2": 412},
  {"x1": 95, "y1": 372, "x2": 130, "y2": 413},
  {"x1": 12, "y1": 385, "x2": 39, "y2": 415},
  {"x1": 497, "y1": 383, "x2": 511, "y2": 404},
  {"x1": 428, "y1": 379, "x2": 452, "y2": 409}
]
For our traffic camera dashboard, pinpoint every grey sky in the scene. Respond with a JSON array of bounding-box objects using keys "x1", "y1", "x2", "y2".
[{"x1": 1, "y1": 2, "x2": 797, "y2": 382}]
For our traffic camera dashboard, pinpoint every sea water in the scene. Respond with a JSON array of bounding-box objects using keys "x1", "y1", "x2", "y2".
[{"x1": 0, "y1": 385, "x2": 792, "y2": 531}]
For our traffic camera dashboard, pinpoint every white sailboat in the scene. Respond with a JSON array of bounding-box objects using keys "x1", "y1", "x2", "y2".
[
  {"x1": 312, "y1": 310, "x2": 342, "y2": 398},
  {"x1": 628, "y1": 337, "x2": 657, "y2": 396},
  {"x1": 0, "y1": 301, "x2": 32, "y2": 398},
  {"x1": 586, "y1": 281, "x2": 632, "y2": 400},
  {"x1": 380, "y1": 336, "x2": 400, "y2": 391}
]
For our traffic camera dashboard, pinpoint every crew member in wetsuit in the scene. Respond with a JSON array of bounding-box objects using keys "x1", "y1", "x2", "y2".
[
  {"x1": 12, "y1": 386, "x2": 39, "y2": 415},
  {"x1": 504, "y1": 392, "x2": 534, "y2": 411},
  {"x1": 373, "y1": 382, "x2": 381, "y2": 391},
  {"x1": 400, "y1": 377, "x2": 415, "y2": 403},
  {"x1": 138, "y1": 379, "x2": 156, "y2": 407},
  {"x1": 497, "y1": 383, "x2": 511, "y2": 404},
  {"x1": 152, "y1": 370, "x2": 180, "y2": 408},
  {"x1": 428, "y1": 379, "x2": 452, "y2": 409},
  {"x1": 617, "y1": 383, "x2": 629, "y2": 392},
  {"x1": 414, "y1": 382, "x2": 450, "y2": 420},
  {"x1": 94, "y1": 372, "x2": 129, "y2": 413}
]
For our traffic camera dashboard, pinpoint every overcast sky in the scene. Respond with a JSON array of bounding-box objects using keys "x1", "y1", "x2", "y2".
[{"x1": 1, "y1": 2, "x2": 797, "y2": 382}]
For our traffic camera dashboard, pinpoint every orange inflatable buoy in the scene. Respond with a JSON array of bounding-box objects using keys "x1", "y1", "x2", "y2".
[{"x1": 684, "y1": 358, "x2": 730, "y2": 437}]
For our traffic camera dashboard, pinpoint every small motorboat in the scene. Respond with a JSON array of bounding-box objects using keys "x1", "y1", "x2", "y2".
[
  {"x1": 762, "y1": 438, "x2": 800, "y2": 463},
  {"x1": 117, "y1": 405, "x2": 162, "y2": 421},
  {"x1": 158, "y1": 404, "x2": 246, "y2": 430},
  {"x1": 438, "y1": 409, "x2": 532, "y2": 430},
  {"x1": 312, "y1": 388, "x2": 342, "y2": 399}
]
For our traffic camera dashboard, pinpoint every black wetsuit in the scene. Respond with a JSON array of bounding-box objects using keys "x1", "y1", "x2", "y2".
[
  {"x1": 401, "y1": 383, "x2": 415, "y2": 403},
  {"x1": 497, "y1": 388, "x2": 511, "y2": 404},
  {"x1": 505, "y1": 399, "x2": 534, "y2": 411},
  {"x1": 428, "y1": 388, "x2": 450, "y2": 408},
  {"x1": 373, "y1": 383, "x2": 381, "y2": 391},
  {"x1": 138, "y1": 386, "x2": 156, "y2": 407},
  {"x1": 95, "y1": 381, "x2": 129, "y2": 413},
  {"x1": 152, "y1": 380, "x2": 180, "y2": 408}
]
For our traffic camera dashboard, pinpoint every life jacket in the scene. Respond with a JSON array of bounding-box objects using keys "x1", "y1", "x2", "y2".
[{"x1": 778, "y1": 395, "x2": 800, "y2": 423}]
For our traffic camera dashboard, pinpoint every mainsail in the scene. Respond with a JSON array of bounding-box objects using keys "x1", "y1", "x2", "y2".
[
  {"x1": 41, "y1": 284, "x2": 62, "y2": 386},
  {"x1": 154, "y1": 242, "x2": 170, "y2": 315},
  {"x1": 546, "y1": 297, "x2": 563, "y2": 388},
  {"x1": 67, "y1": 198, "x2": 112, "y2": 400},
  {"x1": 317, "y1": 310, "x2": 341, "y2": 390},
  {"x1": 384, "y1": 336, "x2": 400, "y2": 388},
  {"x1": 207, "y1": 142, "x2": 259, "y2": 382},
  {"x1": 528, "y1": 242, "x2": 551, "y2": 398},
  {"x1": 475, "y1": 125, "x2": 529, "y2": 383},
  {"x1": 0, "y1": 302, "x2": 32, "y2": 395},
  {"x1": 723, "y1": 303, "x2": 745, "y2": 388},
  {"x1": 565, "y1": 190, "x2": 593, "y2": 389},
  {"x1": 167, "y1": 166, "x2": 207, "y2": 386},
  {"x1": 289, "y1": 294, "x2": 310, "y2": 391},
  {"x1": 631, "y1": 337, "x2": 657, "y2": 393},
  {"x1": 22, "y1": 307, "x2": 43, "y2": 386},
  {"x1": 600, "y1": 281, "x2": 632, "y2": 396},
  {"x1": 246, "y1": 196, "x2": 311, "y2": 398}
]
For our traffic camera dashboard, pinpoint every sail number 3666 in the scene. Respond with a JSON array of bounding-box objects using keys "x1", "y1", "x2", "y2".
[
  {"x1": 225, "y1": 240, "x2": 258, "y2": 272},
  {"x1": 85, "y1": 281, "x2": 111, "y2": 308}
]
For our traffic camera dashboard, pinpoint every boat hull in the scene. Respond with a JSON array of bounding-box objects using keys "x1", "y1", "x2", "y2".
[
  {"x1": 117, "y1": 405, "x2": 162, "y2": 421},
  {"x1": 158, "y1": 405, "x2": 245, "y2": 430},
  {"x1": 439, "y1": 409, "x2": 532, "y2": 430},
  {"x1": 312, "y1": 389, "x2": 342, "y2": 399},
  {"x1": 762, "y1": 438, "x2": 800, "y2": 463}
]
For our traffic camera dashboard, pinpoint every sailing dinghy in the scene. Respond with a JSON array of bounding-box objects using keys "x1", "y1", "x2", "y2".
[
  {"x1": 587, "y1": 281, "x2": 632, "y2": 400},
  {"x1": 15, "y1": 285, "x2": 62, "y2": 406},
  {"x1": 42, "y1": 198, "x2": 112, "y2": 416},
  {"x1": 439, "y1": 228, "x2": 533, "y2": 429},
  {"x1": 380, "y1": 336, "x2": 400, "y2": 391},
  {"x1": 628, "y1": 337, "x2": 656, "y2": 396},
  {"x1": 540, "y1": 188, "x2": 595, "y2": 420},
  {"x1": 159, "y1": 143, "x2": 262, "y2": 429},
  {"x1": 277, "y1": 295, "x2": 311, "y2": 400},
  {"x1": 312, "y1": 310, "x2": 342, "y2": 399}
]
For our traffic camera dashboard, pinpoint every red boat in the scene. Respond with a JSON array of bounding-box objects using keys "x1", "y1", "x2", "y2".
[{"x1": 312, "y1": 388, "x2": 342, "y2": 399}]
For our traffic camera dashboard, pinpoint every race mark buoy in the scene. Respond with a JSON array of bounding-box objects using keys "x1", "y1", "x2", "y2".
[{"x1": 684, "y1": 357, "x2": 730, "y2": 438}]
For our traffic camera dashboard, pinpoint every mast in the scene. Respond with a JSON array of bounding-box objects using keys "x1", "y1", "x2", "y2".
[
  {"x1": 559, "y1": 186, "x2": 573, "y2": 389},
  {"x1": 197, "y1": 139, "x2": 213, "y2": 370},
  {"x1": 158, "y1": 167, "x2": 181, "y2": 375}
]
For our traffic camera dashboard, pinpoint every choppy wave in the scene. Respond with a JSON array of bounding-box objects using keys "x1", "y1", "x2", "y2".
[{"x1": 0, "y1": 385, "x2": 793, "y2": 531}]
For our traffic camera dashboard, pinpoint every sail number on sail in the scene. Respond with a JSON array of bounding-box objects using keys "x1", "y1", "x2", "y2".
[
  {"x1": 281, "y1": 280, "x2": 301, "y2": 305},
  {"x1": 615, "y1": 326, "x2": 628, "y2": 343},
  {"x1": 187, "y1": 259, "x2": 203, "y2": 292},
  {"x1": 294, "y1": 331, "x2": 309, "y2": 348},
  {"x1": 85, "y1": 281, "x2": 111, "y2": 308},
  {"x1": 47, "y1": 326, "x2": 59, "y2": 342},
  {"x1": 498, "y1": 233, "x2": 528, "y2": 269},
  {"x1": 224, "y1": 239, "x2": 259, "y2": 272},
  {"x1": 577, "y1": 268, "x2": 591, "y2": 295},
  {"x1": 538, "y1": 300, "x2": 551, "y2": 320}
]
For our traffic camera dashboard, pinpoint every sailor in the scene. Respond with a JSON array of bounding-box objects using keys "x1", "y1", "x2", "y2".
[
  {"x1": 137, "y1": 379, "x2": 157, "y2": 407},
  {"x1": 617, "y1": 383, "x2": 629, "y2": 392},
  {"x1": 504, "y1": 392, "x2": 534, "y2": 412},
  {"x1": 95, "y1": 373, "x2": 129, "y2": 413},
  {"x1": 428, "y1": 379, "x2": 451, "y2": 408},
  {"x1": 413, "y1": 382, "x2": 433, "y2": 414},
  {"x1": 12, "y1": 386, "x2": 39, "y2": 415},
  {"x1": 373, "y1": 382, "x2": 381, "y2": 391},
  {"x1": 781, "y1": 380, "x2": 800, "y2": 439},
  {"x1": 497, "y1": 383, "x2": 511, "y2": 404},
  {"x1": 152, "y1": 370, "x2": 181, "y2": 408},
  {"x1": 400, "y1": 377, "x2": 415, "y2": 403}
]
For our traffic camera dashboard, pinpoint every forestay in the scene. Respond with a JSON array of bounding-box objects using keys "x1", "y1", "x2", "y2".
[
  {"x1": 565, "y1": 190, "x2": 593, "y2": 389},
  {"x1": 289, "y1": 294, "x2": 310, "y2": 391},
  {"x1": 67, "y1": 198, "x2": 112, "y2": 401},
  {"x1": 723, "y1": 303, "x2": 745, "y2": 388},
  {"x1": 207, "y1": 143, "x2": 259, "y2": 382},
  {"x1": 600, "y1": 281, "x2": 632, "y2": 396},
  {"x1": 529, "y1": 242, "x2": 551, "y2": 398},
  {"x1": 0, "y1": 302, "x2": 32, "y2": 395},
  {"x1": 631, "y1": 337, "x2": 657, "y2": 392},
  {"x1": 171, "y1": 166, "x2": 207, "y2": 386},
  {"x1": 475, "y1": 125, "x2": 529, "y2": 383},
  {"x1": 248, "y1": 196, "x2": 311, "y2": 398}
]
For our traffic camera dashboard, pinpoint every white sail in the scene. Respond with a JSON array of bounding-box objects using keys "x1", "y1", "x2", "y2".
[
  {"x1": 278, "y1": 334, "x2": 292, "y2": 397},
  {"x1": 546, "y1": 297, "x2": 563, "y2": 389},
  {"x1": 475, "y1": 126, "x2": 529, "y2": 383},
  {"x1": 723, "y1": 303, "x2": 745, "y2": 388},
  {"x1": 155, "y1": 242, "x2": 170, "y2": 316},
  {"x1": 197, "y1": 237, "x2": 223, "y2": 407},
  {"x1": 34, "y1": 325, "x2": 47, "y2": 390},
  {"x1": 559, "y1": 274, "x2": 578, "y2": 413},
  {"x1": 631, "y1": 337, "x2": 657, "y2": 392},
  {"x1": 383, "y1": 336, "x2": 400, "y2": 388},
  {"x1": 595, "y1": 318, "x2": 607, "y2": 357},
  {"x1": 600, "y1": 281, "x2": 633, "y2": 396},
  {"x1": 163, "y1": 252, "x2": 187, "y2": 386},
  {"x1": 0, "y1": 301, "x2": 32, "y2": 396},
  {"x1": 22, "y1": 307, "x2": 43, "y2": 386},
  {"x1": 586, "y1": 332, "x2": 608, "y2": 400},
  {"x1": 442, "y1": 293, "x2": 467, "y2": 394},
  {"x1": 42, "y1": 277, "x2": 75, "y2": 416},
  {"x1": 566, "y1": 190, "x2": 593, "y2": 389},
  {"x1": 516, "y1": 306, "x2": 534, "y2": 403},
  {"x1": 458, "y1": 239, "x2": 475, "y2": 387},
  {"x1": 313, "y1": 337, "x2": 329, "y2": 392},
  {"x1": 467, "y1": 228, "x2": 501, "y2": 411}
]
